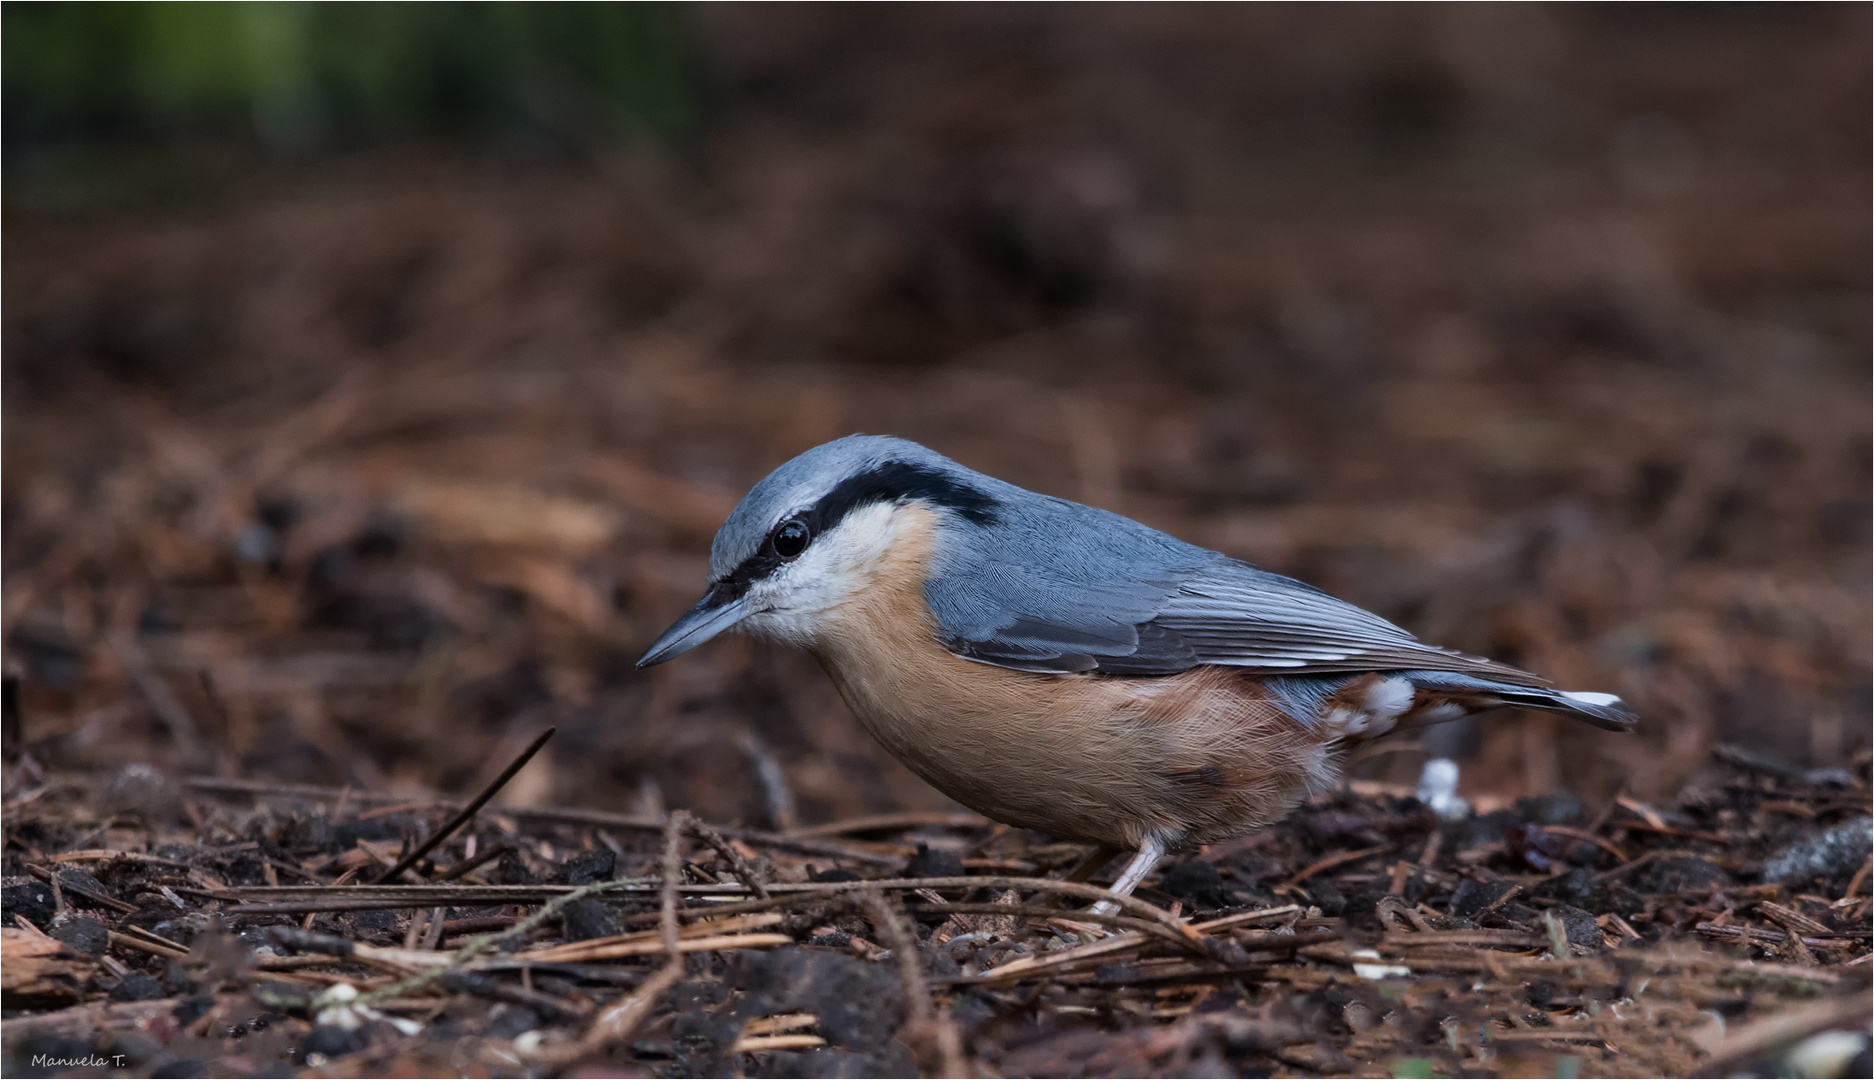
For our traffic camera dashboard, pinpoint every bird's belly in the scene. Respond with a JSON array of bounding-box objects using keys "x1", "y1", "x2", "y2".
[
  {"x1": 817, "y1": 648, "x2": 1338, "y2": 848},
  {"x1": 795, "y1": 520, "x2": 1338, "y2": 848}
]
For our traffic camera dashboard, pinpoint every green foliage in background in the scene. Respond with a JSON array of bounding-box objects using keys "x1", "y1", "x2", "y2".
[{"x1": 3, "y1": 2, "x2": 697, "y2": 151}]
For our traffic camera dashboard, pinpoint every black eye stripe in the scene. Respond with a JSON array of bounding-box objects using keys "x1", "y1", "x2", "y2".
[
  {"x1": 709, "y1": 519, "x2": 811, "y2": 604},
  {"x1": 712, "y1": 460, "x2": 1001, "y2": 598},
  {"x1": 808, "y1": 461, "x2": 1000, "y2": 530}
]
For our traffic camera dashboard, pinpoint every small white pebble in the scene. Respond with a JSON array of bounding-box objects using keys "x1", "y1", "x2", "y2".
[
  {"x1": 514, "y1": 1031, "x2": 547, "y2": 1056},
  {"x1": 1350, "y1": 948, "x2": 1411, "y2": 980},
  {"x1": 312, "y1": 982, "x2": 423, "y2": 1036},
  {"x1": 1787, "y1": 1030, "x2": 1869, "y2": 1079},
  {"x1": 1415, "y1": 758, "x2": 1471, "y2": 821},
  {"x1": 314, "y1": 984, "x2": 364, "y2": 1031}
]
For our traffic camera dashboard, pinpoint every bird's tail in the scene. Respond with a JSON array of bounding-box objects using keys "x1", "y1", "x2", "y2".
[{"x1": 1401, "y1": 670, "x2": 1637, "y2": 732}]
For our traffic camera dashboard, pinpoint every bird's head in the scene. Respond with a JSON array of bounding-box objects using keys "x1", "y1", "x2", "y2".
[{"x1": 636, "y1": 435, "x2": 1001, "y2": 665}]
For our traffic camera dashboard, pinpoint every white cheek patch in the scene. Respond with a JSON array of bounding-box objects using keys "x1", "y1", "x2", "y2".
[
  {"x1": 741, "y1": 502, "x2": 923, "y2": 645},
  {"x1": 798, "y1": 501, "x2": 911, "y2": 592}
]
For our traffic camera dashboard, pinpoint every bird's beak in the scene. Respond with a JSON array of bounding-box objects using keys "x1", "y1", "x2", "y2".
[{"x1": 636, "y1": 589, "x2": 755, "y2": 667}]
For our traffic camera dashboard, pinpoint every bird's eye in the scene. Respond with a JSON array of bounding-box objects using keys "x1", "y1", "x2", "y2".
[{"x1": 772, "y1": 519, "x2": 811, "y2": 559}]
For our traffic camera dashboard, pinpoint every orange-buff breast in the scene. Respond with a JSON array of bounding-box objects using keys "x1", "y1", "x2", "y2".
[{"x1": 805, "y1": 505, "x2": 1339, "y2": 848}]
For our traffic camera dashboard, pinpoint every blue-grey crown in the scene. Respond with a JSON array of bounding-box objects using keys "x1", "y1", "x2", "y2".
[{"x1": 707, "y1": 435, "x2": 1001, "y2": 583}]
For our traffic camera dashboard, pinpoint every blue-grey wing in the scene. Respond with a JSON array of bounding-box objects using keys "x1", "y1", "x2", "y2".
[
  {"x1": 923, "y1": 500, "x2": 1542, "y2": 686},
  {"x1": 1114, "y1": 564, "x2": 1543, "y2": 685}
]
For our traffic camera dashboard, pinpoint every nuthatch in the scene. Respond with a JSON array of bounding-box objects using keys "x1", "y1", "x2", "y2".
[{"x1": 639, "y1": 436, "x2": 1634, "y2": 912}]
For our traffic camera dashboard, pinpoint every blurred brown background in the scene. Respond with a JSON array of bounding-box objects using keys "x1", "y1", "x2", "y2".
[{"x1": 4, "y1": 4, "x2": 1868, "y2": 830}]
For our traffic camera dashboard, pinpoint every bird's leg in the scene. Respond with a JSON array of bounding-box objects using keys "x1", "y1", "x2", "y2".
[{"x1": 1087, "y1": 833, "x2": 1169, "y2": 918}]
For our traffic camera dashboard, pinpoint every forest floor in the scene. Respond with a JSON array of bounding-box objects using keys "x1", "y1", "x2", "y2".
[{"x1": 1, "y1": 744, "x2": 1869, "y2": 1077}]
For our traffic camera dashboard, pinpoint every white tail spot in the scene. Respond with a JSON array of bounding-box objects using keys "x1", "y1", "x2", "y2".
[{"x1": 1560, "y1": 690, "x2": 1622, "y2": 707}]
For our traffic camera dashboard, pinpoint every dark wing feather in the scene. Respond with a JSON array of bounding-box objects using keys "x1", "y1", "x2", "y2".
[
  {"x1": 917, "y1": 487, "x2": 1542, "y2": 685},
  {"x1": 938, "y1": 555, "x2": 1546, "y2": 687}
]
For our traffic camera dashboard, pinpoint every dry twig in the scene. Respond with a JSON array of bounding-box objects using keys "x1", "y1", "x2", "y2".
[
  {"x1": 372, "y1": 727, "x2": 556, "y2": 884},
  {"x1": 859, "y1": 892, "x2": 968, "y2": 1078}
]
